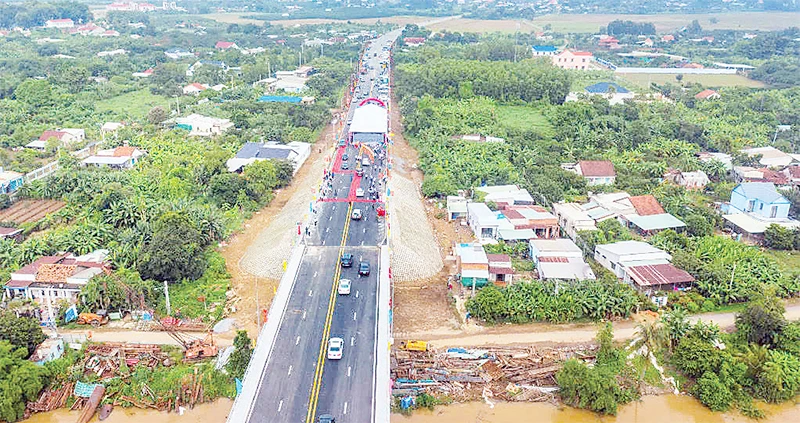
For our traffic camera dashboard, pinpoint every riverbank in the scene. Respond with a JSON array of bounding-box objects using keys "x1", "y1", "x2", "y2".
[
  {"x1": 391, "y1": 395, "x2": 800, "y2": 423},
  {"x1": 23, "y1": 399, "x2": 233, "y2": 423}
]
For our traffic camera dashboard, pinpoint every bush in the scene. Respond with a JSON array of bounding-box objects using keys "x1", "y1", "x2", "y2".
[
  {"x1": 694, "y1": 372, "x2": 733, "y2": 411},
  {"x1": 765, "y1": 224, "x2": 794, "y2": 250},
  {"x1": 556, "y1": 359, "x2": 623, "y2": 415}
]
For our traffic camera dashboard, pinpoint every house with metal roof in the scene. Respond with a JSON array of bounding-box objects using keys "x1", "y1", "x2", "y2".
[
  {"x1": 446, "y1": 195, "x2": 469, "y2": 221},
  {"x1": 226, "y1": 141, "x2": 311, "y2": 174},
  {"x1": 466, "y1": 203, "x2": 513, "y2": 242},
  {"x1": 455, "y1": 243, "x2": 490, "y2": 288},
  {"x1": 722, "y1": 182, "x2": 799, "y2": 242},
  {"x1": 585, "y1": 82, "x2": 629, "y2": 94},
  {"x1": 0, "y1": 169, "x2": 24, "y2": 195},
  {"x1": 529, "y1": 238, "x2": 595, "y2": 281},
  {"x1": 562, "y1": 161, "x2": 616, "y2": 186},
  {"x1": 81, "y1": 146, "x2": 146, "y2": 169},
  {"x1": 532, "y1": 45, "x2": 559, "y2": 56},
  {"x1": 595, "y1": 241, "x2": 693, "y2": 293}
]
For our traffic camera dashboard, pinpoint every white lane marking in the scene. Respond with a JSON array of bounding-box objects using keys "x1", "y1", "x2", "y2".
[
  {"x1": 302, "y1": 311, "x2": 307, "y2": 320},
  {"x1": 313, "y1": 271, "x2": 318, "y2": 278},
  {"x1": 363, "y1": 228, "x2": 366, "y2": 233},
  {"x1": 326, "y1": 227, "x2": 330, "y2": 233},
  {"x1": 343, "y1": 402, "x2": 348, "y2": 415},
  {"x1": 278, "y1": 400, "x2": 283, "y2": 412},
  {"x1": 348, "y1": 366, "x2": 352, "y2": 377},
  {"x1": 351, "y1": 336, "x2": 355, "y2": 346},
  {"x1": 353, "y1": 311, "x2": 357, "y2": 320},
  {"x1": 361, "y1": 240, "x2": 364, "y2": 246},
  {"x1": 288, "y1": 365, "x2": 293, "y2": 376},
  {"x1": 308, "y1": 290, "x2": 313, "y2": 297},
  {"x1": 295, "y1": 336, "x2": 300, "y2": 346},
  {"x1": 329, "y1": 215, "x2": 333, "y2": 221},
  {"x1": 356, "y1": 291, "x2": 359, "y2": 298}
]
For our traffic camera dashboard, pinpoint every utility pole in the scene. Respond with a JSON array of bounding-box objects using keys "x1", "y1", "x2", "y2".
[{"x1": 164, "y1": 281, "x2": 171, "y2": 315}]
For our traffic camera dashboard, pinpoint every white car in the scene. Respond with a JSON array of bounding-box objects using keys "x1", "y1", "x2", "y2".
[
  {"x1": 327, "y1": 337, "x2": 344, "y2": 360},
  {"x1": 338, "y1": 279, "x2": 351, "y2": 295},
  {"x1": 356, "y1": 188, "x2": 365, "y2": 197}
]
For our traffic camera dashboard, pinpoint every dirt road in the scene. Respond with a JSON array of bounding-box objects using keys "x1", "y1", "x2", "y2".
[{"x1": 421, "y1": 302, "x2": 800, "y2": 348}]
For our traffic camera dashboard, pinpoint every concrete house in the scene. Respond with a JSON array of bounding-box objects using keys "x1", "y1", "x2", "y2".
[
  {"x1": 532, "y1": 45, "x2": 559, "y2": 56},
  {"x1": 30, "y1": 338, "x2": 64, "y2": 365},
  {"x1": 455, "y1": 243, "x2": 489, "y2": 288},
  {"x1": 487, "y1": 254, "x2": 513, "y2": 286},
  {"x1": 3, "y1": 250, "x2": 110, "y2": 322},
  {"x1": 664, "y1": 169, "x2": 710, "y2": 189},
  {"x1": 553, "y1": 202, "x2": 597, "y2": 240},
  {"x1": 729, "y1": 182, "x2": 790, "y2": 219},
  {"x1": 28, "y1": 128, "x2": 85, "y2": 149},
  {"x1": 594, "y1": 241, "x2": 693, "y2": 293},
  {"x1": 466, "y1": 203, "x2": 512, "y2": 242},
  {"x1": 0, "y1": 169, "x2": 25, "y2": 195},
  {"x1": 552, "y1": 50, "x2": 594, "y2": 70},
  {"x1": 174, "y1": 114, "x2": 233, "y2": 137},
  {"x1": 563, "y1": 161, "x2": 616, "y2": 186},
  {"x1": 741, "y1": 146, "x2": 795, "y2": 168},
  {"x1": 183, "y1": 82, "x2": 208, "y2": 95},
  {"x1": 529, "y1": 238, "x2": 595, "y2": 281},
  {"x1": 446, "y1": 195, "x2": 468, "y2": 221},
  {"x1": 45, "y1": 19, "x2": 75, "y2": 29},
  {"x1": 226, "y1": 141, "x2": 311, "y2": 175},
  {"x1": 81, "y1": 146, "x2": 146, "y2": 169}
]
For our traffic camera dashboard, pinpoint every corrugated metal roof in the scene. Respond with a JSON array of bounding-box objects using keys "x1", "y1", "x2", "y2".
[
  {"x1": 627, "y1": 263, "x2": 694, "y2": 287},
  {"x1": 625, "y1": 213, "x2": 685, "y2": 231},
  {"x1": 736, "y1": 182, "x2": 787, "y2": 204}
]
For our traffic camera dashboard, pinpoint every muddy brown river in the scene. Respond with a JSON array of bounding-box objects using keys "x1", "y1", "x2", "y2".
[{"x1": 22, "y1": 395, "x2": 800, "y2": 423}]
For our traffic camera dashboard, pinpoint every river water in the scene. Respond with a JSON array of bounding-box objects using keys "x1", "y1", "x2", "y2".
[{"x1": 21, "y1": 395, "x2": 800, "y2": 423}]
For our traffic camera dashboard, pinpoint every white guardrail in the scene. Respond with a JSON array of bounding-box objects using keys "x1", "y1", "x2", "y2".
[{"x1": 226, "y1": 244, "x2": 307, "y2": 423}]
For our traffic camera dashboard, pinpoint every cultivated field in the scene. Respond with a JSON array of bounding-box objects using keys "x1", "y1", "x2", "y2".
[
  {"x1": 495, "y1": 106, "x2": 554, "y2": 137},
  {"x1": 618, "y1": 72, "x2": 766, "y2": 89},
  {"x1": 0, "y1": 199, "x2": 66, "y2": 225}
]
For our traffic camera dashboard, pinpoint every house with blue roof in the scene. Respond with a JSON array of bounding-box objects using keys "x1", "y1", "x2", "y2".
[
  {"x1": 585, "y1": 82, "x2": 629, "y2": 94},
  {"x1": 532, "y1": 45, "x2": 559, "y2": 56}
]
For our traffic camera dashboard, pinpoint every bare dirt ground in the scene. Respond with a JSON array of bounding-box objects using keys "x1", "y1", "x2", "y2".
[
  {"x1": 388, "y1": 99, "x2": 463, "y2": 336},
  {"x1": 220, "y1": 120, "x2": 339, "y2": 337}
]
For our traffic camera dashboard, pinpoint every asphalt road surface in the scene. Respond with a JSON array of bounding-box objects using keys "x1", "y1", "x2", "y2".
[{"x1": 245, "y1": 29, "x2": 400, "y2": 423}]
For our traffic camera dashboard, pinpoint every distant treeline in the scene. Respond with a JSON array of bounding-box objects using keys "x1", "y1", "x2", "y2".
[
  {"x1": 0, "y1": 1, "x2": 90, "y2": 29},
  {"x1": 395, "y1": 59, "x2": 570, "y2": 105},
  {"x1": 606, "y1": 20, "x2": 656, "y2": 36}
]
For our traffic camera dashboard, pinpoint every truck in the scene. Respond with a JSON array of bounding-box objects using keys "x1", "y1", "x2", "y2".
[{"x1": 399, "y1": 340, "x2": 429, "y2": 352}]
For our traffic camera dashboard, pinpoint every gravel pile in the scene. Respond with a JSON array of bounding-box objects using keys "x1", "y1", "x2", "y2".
[{"x1": 389, "y1": 173, "x2": 443, "y2": 281}]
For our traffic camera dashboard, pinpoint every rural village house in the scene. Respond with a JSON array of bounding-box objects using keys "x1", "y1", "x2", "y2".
[
  {"x1": 174, "y1": 114, "x2": 233, "y2": 137},
  {"x1": 562, "y1": 160, "x2": 616, "y2": 186},
  {"x1": 81, "y1": 146, "x2": 146, "y2": 169},
  {"x1": 722, "y1": 182, "x2": 799, "y2": 242},
  {"x1": 27, "y1": 128, "x2": 85, "y2": 149},
  {"x1": 0, "y1": 169, "x2": 25, "y2": 195},
  {"x1": 3, "y1": 250, "x2": 111, "y2": 323},
  {"x1": 226, "y1": 141, "x2": 311, "y2": 175},
  {"x1": 551, "y1": 50, "x2": 595, "y2": 70},
  {"x1": 529, "y1": 238, "x2": 595, "y2": 281},
  {"x1": 594, "y1": 241, "x2": 694, "y2": 294}
]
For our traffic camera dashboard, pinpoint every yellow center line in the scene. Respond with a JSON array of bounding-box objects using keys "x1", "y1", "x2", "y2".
[{"x1": 306, "y1": 201, "x2": 355, "y2": 423}]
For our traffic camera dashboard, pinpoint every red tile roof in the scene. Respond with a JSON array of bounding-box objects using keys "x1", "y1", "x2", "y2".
[
  {"x1": 627, "y1": 264, "x2": 694, "y2": 287},
  {"x1": 215, "y1": 41, "x2": 236, "y2": 49},
  {"x1": 5, "y1": 279, "x2": 33, "y2": 288},
  {"x1": 695, "y1": 89, "x2": 719, "y2": 100},
  {"x1": 629, "y1": 195, "x2": 665, "y2": 216},
  {"x1": 787, "y1": 167, "x2": 800, "y2": 179},
  {"x1": 571, "y1": 51, "x2": 593, "y2": 56},
  {"x1": 113, "y1": 146, "x2": 136, "y2": 157},
  {"x1": 502, "y1": 210, "x2": 526, "y2": 220},
  {"x1": 578, "y1": 160, "x2": 615, "y2": 177},
  {"x1": 39, "y1": 130, "x2": 67, "y2": 141},
  {"x1": 755, "y1": 168, "x2": 788, "y2": 185}
]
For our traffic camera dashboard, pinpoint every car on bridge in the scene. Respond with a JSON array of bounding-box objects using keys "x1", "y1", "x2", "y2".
[
  {"x1": 342, "y1": 153, "x2": 348, "y2": 161},
  {"x1": 327, "y1": 337, "x2": 344, "y2": 360},
  {"x1": 351, "y1": 209, "x2": 362, "y2": 220},
  {"x1": 356, "y1": 168, "x2": 364, "y2": 177},
  {"x1": 338, "y1": 279, "x2": 351, "y2": 295},
  {"x1": 341, "y1": 253, "x2": 353, "y2": 267},
  {"x1": 342, "y1": 162, "x2": 349, "y2": 170},
  {"x1": 358, "y1": 261, "x2": 370, "y2": 276},
  {"x1": 356, "y1": 188, "x2": 365, "y2": 197},
  {"x1": 318, "y1": 414, "x2": 336, "y2": 423}
]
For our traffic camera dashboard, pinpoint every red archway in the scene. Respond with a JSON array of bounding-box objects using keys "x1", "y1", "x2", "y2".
[{"x1": 358, "y1": 97, "x2": 386, "y2": 108}]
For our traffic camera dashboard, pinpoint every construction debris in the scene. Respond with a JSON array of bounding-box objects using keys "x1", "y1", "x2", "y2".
[
  {"x1": 27, "y1": 382, "x2": 74, "y2": 413},
  {"x1": 83, "y1": 343, "x2": 169, "y2": 379},
  {"x1": 391, "y1": 344, "x2": 597, "y2": 403}
]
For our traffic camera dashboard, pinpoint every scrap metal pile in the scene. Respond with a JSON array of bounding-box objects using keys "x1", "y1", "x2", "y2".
[
  {"x1": 27, "y1": 382, "x2": 74, "y2": 413},
  {"x1": 391, "y1": 344, "x2": 598, "y2": 402},
  {"x1": 83, "y1": 343, "x2": 171, "y2": 378}
]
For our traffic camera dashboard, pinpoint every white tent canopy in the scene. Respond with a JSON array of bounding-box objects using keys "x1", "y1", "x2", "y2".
[{"x1": 349, "y1": 103, "x2": 388, "y2": 134}]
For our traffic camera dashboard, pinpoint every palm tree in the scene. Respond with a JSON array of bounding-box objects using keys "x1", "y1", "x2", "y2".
[
  {"x1": 633, "y1": 320, "x2": 668, "y2": 356},
  {"x1": 661, "y1": 309, "x2": 691, "y2": 351}
]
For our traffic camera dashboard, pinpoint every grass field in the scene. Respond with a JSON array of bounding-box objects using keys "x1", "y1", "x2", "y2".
[
  {"x1": 95, "y1": 89, "x2": 172, "y2": 119},
  {"x1": 618, "y1": 72, "x2": 766, "y2": 89},
  {"x1": 496, "y1": 106, "x2": 554, "y2": 137},
  {"x1": 764, "y1": 250, "x2": 800, "y2": 273}
]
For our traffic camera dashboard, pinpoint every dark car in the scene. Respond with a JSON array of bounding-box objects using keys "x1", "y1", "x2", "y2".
[
  {"x1": 318, "y1": 414, "x2": 336, "y2": 423},
  {"x1": 342, "y1": 153, "x2": 349, "y2": 161},
  {"x1": 356, "y1": 168, "x2": 364, "y2": 177},
  {"x1": 342, "y1": 162, "x2": 349, "y2": 170},
  {"x1": 341, "y1": 253, "x2": 353, "y2": 267},
  {"x1": 358, "y1": 261, "x2": 370, "y2": 276}
]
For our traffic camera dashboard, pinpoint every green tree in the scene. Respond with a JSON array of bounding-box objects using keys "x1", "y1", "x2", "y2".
[
  {"x1": 208, "y1": 173, "x2": 248, "y2": 207},
  {"x1": 138, "y1": 212, "x2": 207, "y2": 282},
  {"x1": 226, "y1": 330, "x2": 253, "y2": 380},
  {"x1": 242, "y1": 160, "x2": 278, "y2": 202},
  {"x1": 736, "y1": 292, "x2": 786, "y2": 346},
  {"x1": 13, "y1": 79, "x2": 56, "y2": 108},
  {"x1": 684, "y1": 214, "x2": 713, "y2": 237},
  {"x1": 0, "y1": 313, "x2": 46, "y2": 358},
  {"x1": 694, "y1": 372, "x2": 733, "y2": 411},
  {"x1": 147, "y1": 106, "x2": 168, "y2": 125},
  {"x1": 0, "y1": 341, "x2": 48, "y2": 422},
  {"x1": 556, "y1": 359, "x2": 624, "y2": 415},
  {"x1": 764, "y1": 224, "x2": 794, "y2": 250}
]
